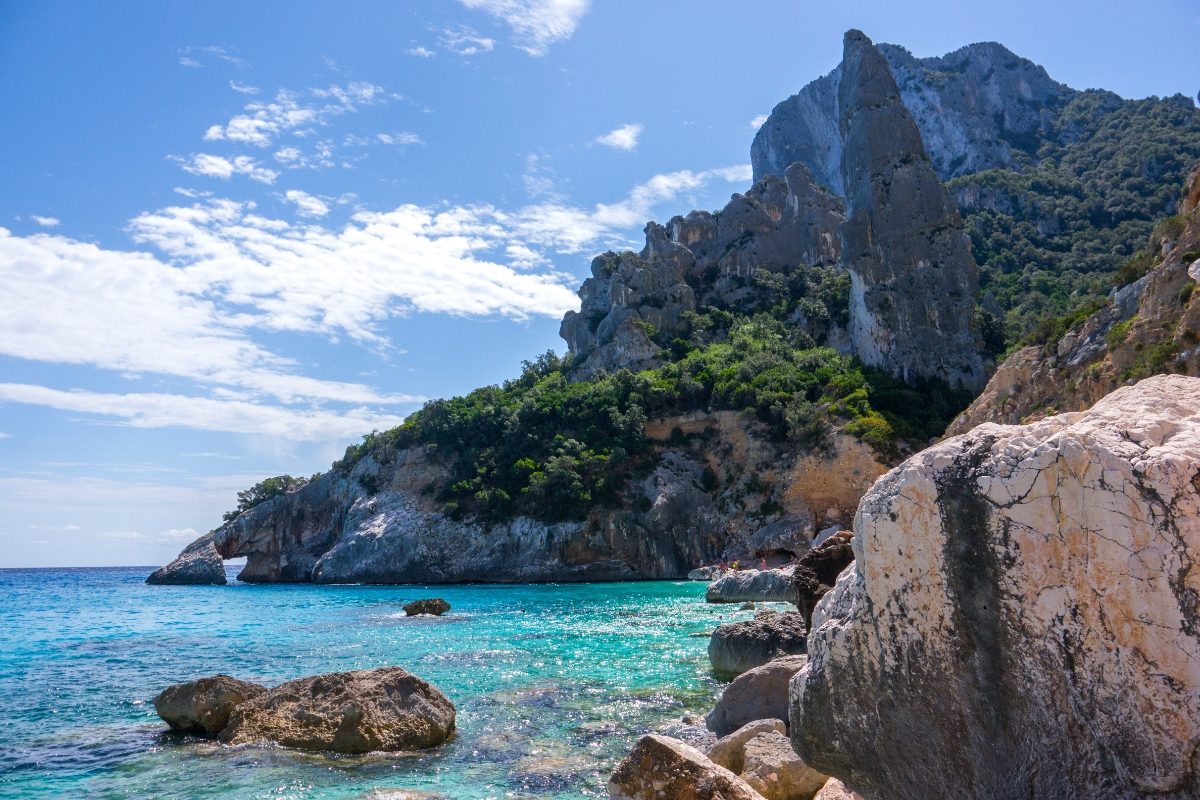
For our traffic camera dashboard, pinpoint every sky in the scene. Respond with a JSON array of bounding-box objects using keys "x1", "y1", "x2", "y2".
[{"x1": 1, "y1": 0, "x2": 1197, "y2": 568}]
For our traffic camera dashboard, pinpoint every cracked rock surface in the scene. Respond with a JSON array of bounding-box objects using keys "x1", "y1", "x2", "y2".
[{"x1": 792, "y1": 374, "x2": 1200, "y2": 799}]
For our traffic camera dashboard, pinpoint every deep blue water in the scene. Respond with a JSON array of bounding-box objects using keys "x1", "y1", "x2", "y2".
[{"x1": 0, "y1": 567, "x2": 753, "y2": 799}]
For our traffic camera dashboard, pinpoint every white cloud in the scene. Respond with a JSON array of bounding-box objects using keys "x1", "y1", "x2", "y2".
[
  {"x1": 203, "y1": 83, "x2": 388, "y2": 149},
  {"x1": 159, "y1": 527, "x2": 201, "y2": 542},
  {"x1": 406, "y1": 46, "x2": 436, "y2": 58},
  {"x1": 0, "y1": 383, "x2": 406, "y2": 442},
  {"x1": 750, "y1": 114, "x2": 769, "y2": 129},
  {"x1": 0, "y1": 432, "x2": 9, "y2": 439},
  {"x1": 175, "y1": 153, "x2": 279, "y2": 184},
  {"x1": 178, "y1": 45, "x2": 246, "y2": 70},
  {"x1": 284, "y1": 189, "x2": 330, "y2": 218},
  {"x1": 230, "y1": 80, "x2": 260, "y2": 95},
  {"x1": 594, "y1": 123, "x2": 643, "y2": 152},
  {"x1": 179, "y1": 56, "x2": 202, "y2": 68},
  {"x1": 440, "y1": 26, "x2": 496, "y2": 56},
  {"x1": 31, "y1": 215, "x2": 60, "y2": 228},
  {"x1": 376, "y1": 132, "x2": 422, "y2": 146},
  {"x1": 459, "y1": 0, "x2": 591, "y2": 56}
]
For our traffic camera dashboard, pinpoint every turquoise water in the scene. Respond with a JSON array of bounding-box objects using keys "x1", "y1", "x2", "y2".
[{"x1": 0, "y1": 567, "x2": 751, "y2": 799}]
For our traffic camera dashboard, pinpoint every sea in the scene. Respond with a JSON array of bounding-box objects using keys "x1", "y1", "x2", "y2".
[{"x1": 0, "y1": 566, "x2": 755, "y2": 799}]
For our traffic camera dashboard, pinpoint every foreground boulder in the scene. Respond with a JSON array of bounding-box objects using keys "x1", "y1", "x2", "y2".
[
  {"x1": 709, "y1": 611, "x2": 807, "y2": 677},
  {"x1": 707, "y1": 719, "x2": 786, "y2": 774},
  {"x1": 403, "y1": 598, "x2": 450, "y2": 616},
  {"x1": 608, "y1": 734, "x2": 766, "y2": 800},
  {"x1": 741, "y1": 730, "x2": 828, "y2": 800},
  {"x1": 219, "y1": 667, "x2": 455, "y2": 753},
  {"x1": 706, "y1": 569, "x2": 794, "y2": 604},
  {"x1": 706, "y1": 655, "x2": 807, "y2": 736},
  {"x1": 146, "y1": 534, "x2": 226, "y2": 585},
  {"x1": 793, "y1": 375, "x2": 1200, "y2": 799},
  {"x1": 153, "y1": 675, "x2": 266, "y2": 735}
]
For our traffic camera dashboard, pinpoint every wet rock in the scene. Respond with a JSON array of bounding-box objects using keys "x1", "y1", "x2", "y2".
[
  {"x1": 709, "y1": 611, "x2": 807, "y2": 677},
  {"x1": 153, "y1": 674, "x2": 266, "y2": 735},
  {"x1": 706, "y1": 719, "x2": 786, "y2": 774},
  {"x1": 706, "y1": 655, "x2": 807, "y2": 736},
  {"x1": 608, "y1": 734, "x2": 766, "y2": 800},
  {"x1": 707, "y1": 570, "x2": 794, "y2": 604},
  {"x1": 219, "y1": 667, "x2": 455, "y2": 754},
  {"x1": 403, "y1": 598, "x2": 450, "y2": 616},
  {"x1": 656, "y1": 717, "x2": 718, "y2": 752},
  {"x1": 741, "y1": 730, "x2": 828, "y2": 800},
  {"x1": 793, "y1": 375, "x2": 1200, "y2": 798},
  {"x1": 146, "y1": 534, "x2": 226, "y2": 585}
]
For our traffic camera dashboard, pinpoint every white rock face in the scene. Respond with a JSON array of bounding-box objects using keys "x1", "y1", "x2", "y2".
[{"x1": 792, "y1": 375, "x2": 1200, "y2": 799}]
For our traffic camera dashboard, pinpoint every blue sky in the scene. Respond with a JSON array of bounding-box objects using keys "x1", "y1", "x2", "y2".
[{"x1": 1, "y1": 0, "x2": 1197, "y2": 567}]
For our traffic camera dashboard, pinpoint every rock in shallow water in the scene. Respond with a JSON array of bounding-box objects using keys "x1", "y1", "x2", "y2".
[
  {"x1": 706, "y1": 719, "x2": 786, "y2": 774},
  {"x1": 608, "y1": 734, "x2": 766, "y2": 800},
  {"x1": 706, "y1": 569, "x2": 795, "y2": 604},
  {"x1": 153, "y1": 674, "x2": 266, "y2": 735},
  {"x1": 706, "y1": 655, "x2": 807, "y2": 736},
  {"x1": 740, "y1": 730, "x2": 828, "y2": 800},
  {"x1": 218, "y1": 667, "x2": 455, "y2": 754},
  {"x1": 793, "y1": 374, "x2": 1200, "y2": 799},
  {"x1": 403, "y1": 598, "x2": 450, "y2": 616},
  {"x1": 709, "y1": 611, "x2": 807, "y2": 678},
  {"x1": 145, "y1": 535, "x2": 226, "y2": 585}
]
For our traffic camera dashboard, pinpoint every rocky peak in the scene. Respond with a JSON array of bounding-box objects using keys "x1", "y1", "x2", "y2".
[
  {"x1": 837, "y1": 30, "x2": 986, "y2": 392},
  {"x1": 752, "y1": 36, "x2": 1076, "y2": 191}
]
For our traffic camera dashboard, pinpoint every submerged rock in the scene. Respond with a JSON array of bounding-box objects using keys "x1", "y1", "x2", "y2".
[
  {"x1": 706, "y1": 719, "x2": 786, "y2": 774},
  {"x1": 793, "y1": 375, "x2": 1200, "y2": 798},
  {"x1": 709, "y1": 611, "x2": 807, "y2": 677},
  {"x1": 706, "y1": 655, "x2": 807, "y2": 736},
  {"x1": 219, "y1": 667, "x2": 455, "y2": 754},
  {"x1": 403, "y1": 598, "x2": 450, "y2": 616},
  {"x1": 145, "y1": 534, "x2": 226, "y2": 585},
  {"x1": 153, "y1": 674, "x2": 266, "y2": 735},
  {"x1": 706, "y1": 569, "x2": 794, "y2": 604},
  {"x1": 608, "y1": 734, "x2": 766, "y2": 800}
]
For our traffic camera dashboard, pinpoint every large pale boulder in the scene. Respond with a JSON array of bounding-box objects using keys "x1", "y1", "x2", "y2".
[
  {"x1": 812, "y1": 778, "x2": 862, "y2": 800},
  {"x1": 709, "y1": 612, "x2": 807, "y2": 677},
  {"x1": 219, "y1": 667, "x2": 455, "y2": 754},
  {"x1": 706, "y1": 655, "x2": 807, "y2": 736},
  {"x1": 741, "y1": 730, "x2": 829, "y2": 800},
  {"x1": 793, "y1": 375, "x2": 1200, "y2": 799},
  {"x1": 707, "y1": 570, "x2": 795, "y2": 604},
  {"x1": 608, "y1": 734, "x2": 766, "y2": 800},
  {"x1": 153, "y1": 674, "x2": 266, "y2": 735},
  {"x1": 707, "y1": 719, "x2": 786, "y2": 774}
]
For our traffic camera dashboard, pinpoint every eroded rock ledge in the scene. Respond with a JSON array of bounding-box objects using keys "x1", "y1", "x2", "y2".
[{"x1": 792, "y1": 374, "x2": 1200, "y2": 799}]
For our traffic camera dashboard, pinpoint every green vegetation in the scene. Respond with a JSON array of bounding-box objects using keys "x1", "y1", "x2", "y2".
[
  {"x1": 223, "y1": 475, "x2": 310, "y2": 521},
  {"x1": 334, "y1": 316, "x2": 957, "y2": 523},
  {"x1": 950, "y1": 92, "x2": 1200, "y2": 346}
]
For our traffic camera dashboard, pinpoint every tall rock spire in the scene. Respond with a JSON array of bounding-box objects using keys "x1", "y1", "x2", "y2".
[{"x1": 837, "y1": 29, "x2": 985, "y2": 392}]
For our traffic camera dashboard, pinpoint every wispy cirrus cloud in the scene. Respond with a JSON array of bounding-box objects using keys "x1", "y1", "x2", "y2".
[
  {"x1": 594, "y1": 122, "x2": 643, "y2": 152},
  {"x1": 459, "y1": 0, "x2": 591, "y2": 56},
  {"x1": 202, "y1": 82, "x2": 389, "y2": 149},
  {"x1": 31, "y1": 215, "x2": 60, "y2": 228},
  {"x1": 439, "y1": 25, "x2": 496, "y2": 56}
]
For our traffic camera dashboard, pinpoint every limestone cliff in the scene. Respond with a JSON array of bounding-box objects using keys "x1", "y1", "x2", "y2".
[
  {"x1": 837, "y1": 30, "x2": 985, "y2": 392},
  {"x1": 752, "y1": 39, "x2": 1074, "y2": 192},
  {"x1": 791, "y1": 375, "x2": 1200, "y2": 799},
  {"x1": 150, "y1": 416, "x2": 885, "y2": 584},
  {"x1": 948, "y1": 164, "x2": 1200, "y2": 434},
  {"x1": 561, "y1": 164, "x2": 844, "y2": 379}
]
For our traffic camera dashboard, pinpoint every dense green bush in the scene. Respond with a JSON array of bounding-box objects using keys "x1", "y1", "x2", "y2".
[{"x1": 223, "y1": 475, "x2": 310, "y2": 522}]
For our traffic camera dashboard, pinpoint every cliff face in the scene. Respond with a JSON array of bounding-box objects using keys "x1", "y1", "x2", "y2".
[
  {"x1": 150, "y1": 415, "x2": 886, "y2": 584},
  {"x1": 561, "y1": 164, "x2": 844, "y2": 379},
  {"x1": 837, "y1": 30, "x2": 985, "y2": 392},
  {"x1": 792, "y1": 375, "x2": 1200, "y2": 799},
  {"x1": 751, "y1": 39, "x2": 1074, "y2": 191},
  {"x1": 948, "y1": 165, "x2": 1200, "y2": 434}
]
